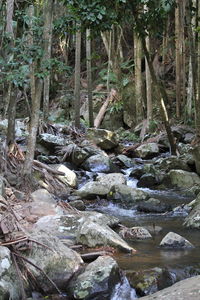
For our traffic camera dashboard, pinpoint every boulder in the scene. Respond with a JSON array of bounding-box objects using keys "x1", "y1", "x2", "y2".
[
  {"x1": 61, "y1": 143, "x2": 90, "y2": 166},
  {"x1": 116, "y1": 154, "x2": 133, "y2": 168},
  {"x1": 108, "y1": 184, "x2": 148, "y2": 208},
  {"x1": 70, "y1": 200, "x2": 86, "y2": 211},
  {"x1": 137, "y1": 174, "x2": 159, "y2": 188},
  {"x1": 38, "y1": 133, "x2": 66, "y2": 150},
  {"x1": 52, "y1": 164, "x2": 77, "y2": 187},
  {"x1": 155, "y1": 156, "x2": 191, "y2": 172},
  {"x1": 82, "y1": 153, "x2": 117, "y2": 173},
  {"x1": 139, "y1": 275, "x2": 200, "y2": 300},
  {"x1": 159, "y1": 232, "x2": 194, "y2": 249},
  {"x1": 0, "y1": 119, "x2": 28, "y2": 137},
  {"x1": 26, "y1": 189, "x2": 64, "y2": 217},
  {"x1": 69, "y1": 256, "x2": 122, "y2": 300},
  {"x1": 169, "y1": 170, "x2": 200, "y2": 188},
  {"x1": 137, "y1": 202, "x2": 172, "y2": 214},
  {"x1": 76, "y1": 220, "x2": 134, "y2": 253},
  {"x1": 96, "y1": 173, "x2": 126, "y2": 188},
  {"x1": 184, "y1": 195, "x2": 200, "y2": 228},
  {"x1": 76, "y1": 182, "x2": 110, "y2": 199},
  {"x1": 135, "y1": 143, "x2": 159, "y2": 159},
  {"x1": 119, "y1": 226, "x2": 152, "y2": 240},
  {"x1": 191, "y1": 145, "x2": 200, "y2": 175},
  {"x1": 87, "y1": 128, "x2": 118, "y2": 150}
]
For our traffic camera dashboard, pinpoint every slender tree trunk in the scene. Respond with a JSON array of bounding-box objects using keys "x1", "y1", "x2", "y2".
[
  {"x1": 197, "y1": 0, "x2": 200, "y2": 136},
  {"x1": 186, "y1": 57, "x2": 193, "y2": 120},
  {"x1": 141, "y1": 37, "x2": 177, "y2": 155},
  {"x1": 43, "y1": 0, "x2": 53, "y2": 121},
  {"x1": 175, "y1": 0, "x2": 182, "y2": 118},
  {"x1": 23, "y1": 79, "x2": 43, "y2": 175},
  {"x1": 6, "y1": 87, "x2": 16, "y2": 147},
  {"x1": 86, "y1": 29, "x2": 94, "y2": 127},
  {"x1": 6, "y1": 0, "x2": 14, "y2": 36},
  {"x1": 134, "y1": 32, "x2": 143, "y2": 124},
  {"x1": 145, "y1": 35, "x2": 152, "y2": 125},
  {"x1": 74, "y1": 29, "x2": 81, "y2": 128}
]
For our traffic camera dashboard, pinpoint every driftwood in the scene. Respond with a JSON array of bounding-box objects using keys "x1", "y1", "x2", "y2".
[
  {"x1": 94, "y1": 88, "x2": 117, "y2": 128},
  {"x1": 33, "y1": 160, "x2": 65, "y2": 176},
  {"x1": 81, "y1": 251, "x2": 109, "y2": 262}
]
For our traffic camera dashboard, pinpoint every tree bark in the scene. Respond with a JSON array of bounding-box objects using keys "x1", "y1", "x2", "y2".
[
  {"x1": 43, "y1": 0, "x2": 54, "y2": 121},
  {"x1": 134, "y1": 32, "x2": 143, "y2": 124},
  {"x1": 145, "y1": 35, "x2": 152, "y2": 125},
  {"x1": 86, "y1": 28, "x2": 94, "y2": 127},
  {"x1": 141, "y1": 37, "x2": 177, "y2": 155},
  {"x1": 74, "y1": 28, "x2": 81, "y2": 128}
]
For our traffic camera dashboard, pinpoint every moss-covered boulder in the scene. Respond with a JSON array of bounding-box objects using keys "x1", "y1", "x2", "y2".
[
  {"x1": 87, "y1": 128, "x2": 118, "y2": 150},
  {"x1": 169, "y1": 170, "x2": 200, "y2": 188}
]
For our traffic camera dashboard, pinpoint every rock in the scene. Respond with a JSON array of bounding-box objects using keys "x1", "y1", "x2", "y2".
[
  {"x1": 108, "y1": 184, "x2": 148, "y2": 208},
  {"x1": 76, "y1": 220, "x2": 134, "y2": 253},
  {"x1": 119, "y1": 226, "x2": 152, "y2": 240},
  {"x1": 127, "y1": 267, "x2": 174, "y2": 296},
  {"x1": 51, "y1": 164, "x2": 77, "y2": 187},
  {"x1": 35, "y1": 211, "x2": 119, "y2": 243},
  {"x1": 101, "y1": 110, "x2": 124, "y2": 131},
  {"x1": 145, "y1": 225, "x2": 163, "y2": 235},
  {"x1": 116, "y1": 154, "x2": 133, "y2": 168},
  {"x1": 191, "y1": 145, "x2": 200, "y2": 175},
  {"x1": 26, "y1": 189, "x2": 64, "y2": 217},
  {"x1": 135, "y1": 143, "x2": 159, "y2": 159},
  {"x1": 38, "y1": 133, "x2": 66, "y2": 150},
  {"x1": 87, "y1": 128, "x2": 118, "y2": 150},
  {"x1": 184, "y1": 132, "x2": 195, "y2": 143},
  {"x1": 61, "y1": 143, "x2": 90, "y2": 166},
  {"x1": 69, "y1": 256, "x2": 122, "y2": 299},
  {"x1": 172, "y1": 125, "x2": 195, "y2": 142},
  {"x1": 137, "y1": 174, "x2": 159, "y2": 188},
  {"x1": 76, "y1": 182, "x2": 110, "y2": 199},
  {"x1": 129, "y1": 165, "x2": 144, "y2": 179},
  {"x1": 96, "y1": 173, "x2": 126, "y2": 188},
  {"x1": 184, "y1": 195, "x2": 200, "y2": 228},
  {"x1": 155, "y1": 156, "x2": 191, "y2": 172},
  {"x1": 139, "y1": 275, "x2": 200, "y2": 300},
  {"x1": 0, "y1": 119, "x2": 28, "y2": 137},
  {"x1": 159, "y1": 232, "x2": 194, "y2": 249},
  {"x1": 137, "y1": 202, "x2": 172, "y2": 214},
  {"x1": 82, "y1": 153, "x2": 117, "y2": 173},
  {"x1": 0, "y1": 176, "x2": 5, "y2": 197},
  {"x1": 169, "y1": 169, "x2": 200, "y2": 188},
  {"x1": 70, "y1": 200, "x2": 85, "y2": 211}
]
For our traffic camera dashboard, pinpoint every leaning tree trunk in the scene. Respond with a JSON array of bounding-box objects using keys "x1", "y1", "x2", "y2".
[
  {"x1": 145, "y1": 35, "x2": 152, "y2": 125},
  {"x1": 86, "y1": 28, "x2": 94, "y2": 127},
  {"x1": 43, "y1": 0, "x2": 53, "y2": 121},
  {"x1": 141, "y1": 37, "x2": 177, "y2": 155},
  {"x1": 74, "y1": 28, "x2": 81, "y2": 129},
  {"x1": 134, "y1": 32, "x2": 143, "y2": 124},
  {"x1": 23, "y1": 79, "x2": 43, "y2": 176}
]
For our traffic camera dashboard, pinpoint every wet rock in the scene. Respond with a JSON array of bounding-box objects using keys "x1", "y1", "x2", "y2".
[
  {"x1": 169, "y1": 169, "x2": 200, "y2": 188},
  {"x1": 127, "y1": 267, "x2": 174, "y2": 296},
  {"x1": 87, "y1": 128, "x2": 118, "y2": 150},
  {"x1": 108, "y1": 184, "x2": 148, "y2": 208},
  {"x1": 137, "y1": 174, "x2": 159, "y2": 188},
  {"x1": 140, "y1": 275, "x2": 200, "y2": 300},
  {"x1": 173, "y1": 204, "x2": 191, "y2": 216},
  {"x1": 96, "y1": 173, "x2": 126, "y2": 188},
  {"x1": 184, "y1": 194, "x2": 200, "y2": 228},
  {"x1": 69, "y1": 256, "x2": 122, "y2": 300},
  {"x1": 129, "y1": 165, "x2": 144, "y2": 179},
  {"x1": 76, "y1": 220, "x2": 134, "y2": 253},
  {"x1": 119, "y1": 226, "x2": 152, "y2": 240},
  {"x1": 51, "y1": 164, "x2": 77, "y2": 188},
  {"x1": 191, "y1": 145, "x2": 200, "y2": 175},
  {"x1": 116, "y1": 154, "x2": 133, "y2": 168},
  {"x1": 159, "y1": 232, "x2": 194, "y2": 249},
  {"x1": 155, "y1": 156, "x2": 191, "y2": 172},
  {"x1": 38, "y1": 133, "x2": 66, "y2": 150},
  {"x1": 61, "y1": 143, "x2": 90, "y2": 166},
  {"x1": 137, "y1": 202, "x2": 172, "y2": 214},
  {"x1": 135, "y1": 143, "x2": 159, "y2": 159},
  {"x1": 144, "y1": 225, "x2": 163, "y2": 235},
  {"x1": 70, "y1": 200, "x2": 85, "y2": 211},
  {"x1": 82, "y1": 153, "x2": 117, "y2": 173},
  {"x1": 76, "y1": 182, "x2": 110, "y2": 199}
]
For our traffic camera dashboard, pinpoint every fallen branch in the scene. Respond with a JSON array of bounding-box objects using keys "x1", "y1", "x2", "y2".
[
  {"x1": 81, "y1": 251, "x2": 109, "y2": 261},
  {"x1": 94, "y1": 88, "x2": 117, "y2": 128},
  {"x1": 33, "y1": 160, "x2": 65, "y2": 176}
]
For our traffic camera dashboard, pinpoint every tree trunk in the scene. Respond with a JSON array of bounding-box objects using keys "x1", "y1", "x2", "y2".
[
  {"x1": 175, "y1": 0, "x2": 181, "y2": 118},
  {"x1": 145, "y1": 35, "x2": 152, "y2": 125},
  {"x1": 86, "y1": 28, "x2": 94, "y2": 127},
  {"x1": 6, "y1": 0, "x2": 14, "y2": 36},
  {"x1": 43, "y1": 0, "x2": 54, "y2": 121},
  {"x1": 6, "y1": 87, "x2": 16, "y2": 148},
  {"x1": 74, "y1": 28, "x2": 81, "y2": 129},
  {"x1": 23, "y1": 79, "x2": 43, "y2": 175},
  {"x1": 134, "y1": 32, "x2": 143, "y2": 124},
  {"x1": 141, "y1": 37, "x2": 177, "y2": 155}
]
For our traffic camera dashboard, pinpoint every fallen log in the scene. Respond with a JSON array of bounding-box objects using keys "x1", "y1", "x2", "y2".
[
  {"x1": 80, "y1": 251, "x2": 109, "y2": 261},
  {"x1": 33, "y1": 160, "x2": 65, "y2": 176},
  {"x1": 94, "y1": 88, "x2": 117, "y2": 128}
]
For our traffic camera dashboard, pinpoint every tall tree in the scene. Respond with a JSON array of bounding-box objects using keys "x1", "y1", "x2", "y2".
[
  {"x1": 86, "y1": 28, "x2": 94, "y2": 127},
  {"x1": 74, "y1": 28, "x2": 81, "y2": 128}
]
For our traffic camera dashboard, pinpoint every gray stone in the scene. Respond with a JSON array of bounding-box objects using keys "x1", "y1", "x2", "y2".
[
  {"x1": 137, "y1": 174, "x2": 158, "y2": 188},
  {"x1": 61, "y1": 143, "x2": 90, "y2": 166},
  {"x1": 51, "y1": 164, "x2": 77, "y2": 187},
  {"x1": 155, "y1": 156, "x2": 191, "y2": 172},
  {"x1": 191, "y1": 145, "x2": 200, "y2": 175},
  {"x1": 76, "y1": 181, "x2": 110, "y2": 199},
  {"x1": 70, "y1": 200, "x2": 86, "y2": 211},
  {"x1": 0, "y1": 176, "x2": 5, "y2": 197},
  {"x1": 159, "y1": 232, "x2": 194, "y2": 249},
  {"x1": 169, "y1": 169, "x2": 200, "y2": 188},
  {"x1": 96, "y1": 173, "x2": 126, "y2": 188},
  {"x1": 69, "y1": 256, "x2": 122, "y2": 299},
  {"x1": 140, "y1": 275, "x2": 200, "y2": 300},
  {"x1": 76, "y1": 220, "x2": 134, "y2": 253},
  {"x1": 82, "y1": 153, "x2": 115, "y2": 173},
  {"x1": 116, "y1": 154, "x2": 133, "y2": 168},
  {"x1": 38, "y1": 133, "x2": 66, "y2": 149},
  {"x1": 119, "y1": 226, "x2": 152, "y2": 240},
  {"x1": 108, "y1": 184, "x2": 148, "y2": 208},
  {"x1": 0, "y1": 119, "x2": 28, "y2": 137},
  {"x1": 135, "y1": 143, "x2": 159, "y2": 159},
  {"x1": 184, "y1": 194, "x2": 200, "y2": 228},
  {"x1": 87, "y1": 128, "x2": 118, "y2": 150}
]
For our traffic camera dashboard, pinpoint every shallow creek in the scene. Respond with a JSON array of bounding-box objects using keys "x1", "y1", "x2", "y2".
[{"x1": 86, "y1": 171, "x2": 200, "y2": 285}]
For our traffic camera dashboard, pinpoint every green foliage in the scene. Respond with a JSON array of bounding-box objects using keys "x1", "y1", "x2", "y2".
[
  {"x1": 108, "y1": 101, "x2": 123, "y2": 114},
  {"x1": 118, "y1": 129, "x2": 139, "y2": 142},
  {"x1": 98, "y1": 68, "x2": 117, "y2": 84}
]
